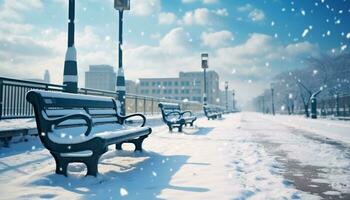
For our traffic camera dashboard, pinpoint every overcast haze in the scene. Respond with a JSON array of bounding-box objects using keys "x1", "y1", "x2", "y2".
[{"x1": 0, "y1": 0, "x2": 349, "y2": 107}]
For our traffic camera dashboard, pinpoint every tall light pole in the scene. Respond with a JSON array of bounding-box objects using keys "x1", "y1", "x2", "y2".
[
  {"x1": 201, "y1": 53, "x2": 208, "y2": 105},
  {"x1": 63, "y1": 0, "x2": 78, "y2": 93},
  {"x1": 271, "y1": 83, "x2": 275, "y2": 115},
  {"x1": 114, "y1": 0, "x2": 130, "y2": 115},
  {"x1": 225, "y1": 81, "x2": 228, "y2": 111}
]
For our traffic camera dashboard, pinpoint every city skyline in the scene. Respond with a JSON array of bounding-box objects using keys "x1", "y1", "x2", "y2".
[{"x1": 0, "y1": 0, "x2": 349, "y2": 105}]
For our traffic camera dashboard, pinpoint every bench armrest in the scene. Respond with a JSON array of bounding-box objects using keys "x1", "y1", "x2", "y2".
[
  {"x1": 43, "y1": 112, "x2": 93, "y2": 136},
  {"x1": 165, "y1": 111, "x2": 182, "y2": 119},
  {"x1": 120, "y1": 113, "x2": 146, "y2": 127},
  {"x1": 165, "y1": 111, "x2": 181, "y2": 117},
  {"x1": 181, "y1": 110, "x2": 193, "y2": 116}
]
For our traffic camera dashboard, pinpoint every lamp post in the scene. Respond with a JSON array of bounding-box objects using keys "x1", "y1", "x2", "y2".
[
  {"x1": 114, "y1": 0, "x2": 130, "y2": 115},
  {"x1": 271, "y1": 83, "x2": 275, "y2": 115},
  {"x1": 201, "y1": 53, "x2": 208, "y2": 105},
  {"x1": 225, "y1": 81, "x2": 228, "y2": 111},
  {"x1": 63, "y1": 0, "x2": 78, "y2": 93},
  {"x1": 232, "y1": 89, "x2": 235, "y2": 111}
]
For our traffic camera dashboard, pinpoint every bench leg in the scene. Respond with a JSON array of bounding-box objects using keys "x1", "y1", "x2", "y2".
[
  {"x1": 168, "y1": 126, "x2": 173, "y2": 132},
  {"x1": 115, "y1": 143, "x2": 123, "y2": 150},
  {"x1": 52, "y1": 154, "x2": 69, "y2": 176},
  {"x1": 190, "y1": 122, "x2": 194, "y2": 127},
  {"x1": 85, "y1": 155, "x2": 100, "y2": 177},
  {"x1": 134, "y1": 135, "x2": 148, "y2": 152},
  {"x1": 178, "y1": 125, "x2": 183, "y2": 132}
]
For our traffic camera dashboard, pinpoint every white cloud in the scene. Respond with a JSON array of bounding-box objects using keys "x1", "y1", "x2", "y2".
[
  {"x1": 182, "y1": 0, "x2": 219, "y2": 4},
  {"x1": 182, "y1": 0, "x2": 197, "y2": 3},
  {"x1": 285, "y1": 42, "x2": 318, "y2": 56},
  {"x1": 237, "y1": 4, "x2": 253, "y2": 12},
  {"x1": 201, "y1": 30, "x2": 234, "y2": 48},
  {"x1": 0, "y1": 0, "x2": 43, "y2": 21},
  {"x1": 214, "y1": 8, "x2": 229, "y2": 16},
  {"x1": 159, "y1": 27, "x2": 192, "y2": 54},
  {"x1": 130, "y1": 0, "x2": 161, "y2": 16},
  {"x1": 158, "y1": 12, "x2": 177, "y2": 25},
  {"x1": 237, "y1": 4, "x2": 265, "y2": 22},
  {"x1": 248, "y1": 9, "x2": 265, "y2": 21},
  {"x1": 203, "y1": 0, "x2": 219, "y2": 4},
  {"x1": 181, "y1": 8, "x2": 227, "y2": 26}
]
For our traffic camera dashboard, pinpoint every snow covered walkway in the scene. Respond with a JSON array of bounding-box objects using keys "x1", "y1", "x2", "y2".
[{"x1": 0, "y1": 112, "x2": 349, "y2": 199}]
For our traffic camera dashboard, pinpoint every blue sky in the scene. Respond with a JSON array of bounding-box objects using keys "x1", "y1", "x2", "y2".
[{"x1": 0, "y1": 0, "x2": 349, "y2": 104}]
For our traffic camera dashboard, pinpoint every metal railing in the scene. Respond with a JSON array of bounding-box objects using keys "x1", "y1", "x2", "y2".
[
  {"x1": 0, "y1": 77, "x2": 65, "y2": 119},
  {"x1": 0, "y1": 76, "x2": 206, "y2": 120},
  {"x1": 80, "y1": 87, "x2": 204, "y2": 115}
]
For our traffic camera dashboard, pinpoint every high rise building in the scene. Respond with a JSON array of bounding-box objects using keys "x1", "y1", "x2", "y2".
[
  {"x1": 138, "y1": 71, "x2": 220, "y2": 104},
  {"x1": 44, "y1": 70, "x2": 50, "y2": 83},
  {"x1": 85, "y1": 65, "x2": 116, "y2": 91}
]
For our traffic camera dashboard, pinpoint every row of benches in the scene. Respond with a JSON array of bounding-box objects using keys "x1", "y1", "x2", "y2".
[{"x1": 26, "y1": 90, "x2": 227, "y2": 177}]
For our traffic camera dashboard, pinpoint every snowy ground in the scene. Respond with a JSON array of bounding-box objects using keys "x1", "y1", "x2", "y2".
[{"x1": 0, "y1": 112, "x2": 349, "y2": 200}]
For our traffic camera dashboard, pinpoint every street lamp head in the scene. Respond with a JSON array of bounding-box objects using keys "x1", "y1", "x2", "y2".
[
  {"x1": 270, "y1": 82, "x2": 274, "y2": 89},
  {"x1": 201, "y1": 53, "x2": 208, "y2": 69},
  {"x1": 114, "y1": 0, "x2": 130, "y2": 11},
  {"x1": 225, "y1": 81, "x2": 228, "y2": 90},
  {"x1": 232, "y1": 89, "x2": 235, "y2": 96}
]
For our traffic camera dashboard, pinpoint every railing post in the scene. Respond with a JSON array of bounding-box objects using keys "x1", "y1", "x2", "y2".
[
  {"x1": 151, "y1": 98, "x2": 154, "y2": 115},
  {"x1": 143, "y1": 97, "x2": 146, "y2": 115},
  {"x1": 0, "y1": 79, "x2": 3, "y2": 120},
  {"x1": 135, "y1": 97, "x2": 137, "y2": 113}
]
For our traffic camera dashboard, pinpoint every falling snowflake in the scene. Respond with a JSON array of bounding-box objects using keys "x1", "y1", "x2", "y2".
[
  {"x1": 301, "y1": 10, "x2": 306, "y2": 16},
  {"x1": 340, "y1": 45, "x2": 347, "y2": 51},
  {"x1": 120, "y1": 188, "x2": 128, "y2": 196},
  {"x1": 346, "y1": 33, "x2": 350, "y2": 39},
  {"x1": 302, "y1": 29, "x2": 309, "y2": 37},
  {"x1": 152, "y1": 171, "x2": 157, "y2": 177}
]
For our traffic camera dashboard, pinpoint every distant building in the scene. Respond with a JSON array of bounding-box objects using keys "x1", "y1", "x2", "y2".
[
  {"x1": 179, "y1": 71, "x2": 220, "y2": 104},
  {"x1": 27, "y1": 69, "x2": 51, "y2": 83},
  {"x1": 85, "y1": 65, "x2": 116, "y2": 91},
  {"x1": 126, "y1": 80, "x2": 138, "y2": 94},
  {"x1": 138, "y1": 71, "x2": 220, "y2": 104},
  {"x1": 44, "y1": 70, "x2": 50, "y2": 83}
]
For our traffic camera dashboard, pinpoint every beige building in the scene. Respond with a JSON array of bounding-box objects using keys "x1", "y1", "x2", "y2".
[
  {"x1": 138, "y1": 71, "x2": 220, "y2": 104},
  {"x1": 85, "y1": 65, "x2": 116, "y2": 91}
]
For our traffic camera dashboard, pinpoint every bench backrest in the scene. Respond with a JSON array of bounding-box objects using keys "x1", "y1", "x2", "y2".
[
  {"x1": 158, "y1": 102, "x2": 181, "y2": 122},
  {"x1": 27, "y1": 90, "x2": 120, "y2": 134},
  {"x1": 204, "y1": 106, "x2": 222, "y2": 115}
]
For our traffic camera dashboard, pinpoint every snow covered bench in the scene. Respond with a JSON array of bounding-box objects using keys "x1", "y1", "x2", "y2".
[
  {"x1": 26, "y1": 90, "x2": 152, "y2": 176},
  {"x1": 158, "y1": 102, "x2": 197, "y2": 132},
  {"x1": 203, "y1": 106, "x2": 222, "y2": 120}
]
